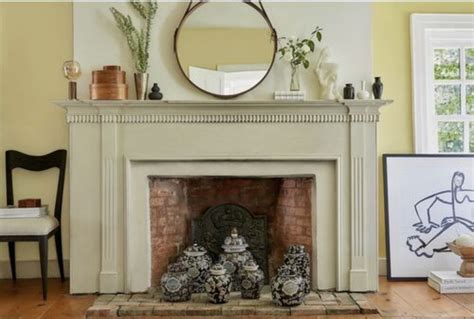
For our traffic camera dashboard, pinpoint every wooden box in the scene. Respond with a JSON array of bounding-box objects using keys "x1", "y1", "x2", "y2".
[{"x1": 90, "y1": 65, "x2": 128, "y2": 100}]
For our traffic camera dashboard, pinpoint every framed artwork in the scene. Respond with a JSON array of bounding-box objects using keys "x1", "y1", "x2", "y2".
[{"x1": 383, "y1": 154, "x2": 474, "y2": 280}]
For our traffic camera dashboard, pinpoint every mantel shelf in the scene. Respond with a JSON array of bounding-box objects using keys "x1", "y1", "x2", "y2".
[
  {"x1": 55, "y1": 99, "x2": 393, "y2": 124},
  {"x1": 55, "y1": 99, "x2": 393, "y2": 108}
]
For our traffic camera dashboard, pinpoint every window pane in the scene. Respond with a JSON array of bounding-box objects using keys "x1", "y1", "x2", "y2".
[
  {"x1": 435, "y1": 85, "x2": 461, "y2": 115},
  {"x1": 434, "y1": 48, "x2": 460, "y2": 80},
  {"x1": 438, "y1": 122, "x2": 464, "y2": 153},
  {"x1": 471, "y1": 122, "x2": 474, "y2": 153},
  {"x1": 467, "y1": 85, "x2": 474, "y2": 115},
  {"x1": 466, "y1": 48, "x2": 474, "y2": 80}
]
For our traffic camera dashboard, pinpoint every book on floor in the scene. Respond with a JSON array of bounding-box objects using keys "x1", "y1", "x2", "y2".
[{"x1": 428, "y1": 271, "x2": 474, "y2": 294}]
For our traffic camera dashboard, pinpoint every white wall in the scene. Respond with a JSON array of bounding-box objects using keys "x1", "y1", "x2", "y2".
[{"x1": 74, "y1": 2, "x2": 372, "y2": 100}]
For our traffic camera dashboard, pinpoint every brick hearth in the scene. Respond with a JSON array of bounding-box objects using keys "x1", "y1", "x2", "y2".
[
  {"x1": 86, "y1": 287, "x2": 378, "y2": 318},
  {"x1": 149, "y1": 177, "x2": 314, "y2": 286}
]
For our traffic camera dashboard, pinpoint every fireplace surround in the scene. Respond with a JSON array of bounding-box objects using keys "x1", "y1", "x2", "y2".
[{"x1": 57, "y1": 99, "x2": 391, "y2": 294}]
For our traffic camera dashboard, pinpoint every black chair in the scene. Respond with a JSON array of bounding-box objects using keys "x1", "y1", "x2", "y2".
[{"x1": 0, "y1": 150, "x2": 67, "y2": 300}]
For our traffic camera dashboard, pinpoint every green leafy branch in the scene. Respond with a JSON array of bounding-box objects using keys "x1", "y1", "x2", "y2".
[
  {"x1": 110, "y1": 0, "x2": 158, "y2": 73},
  {"x1": 278, "y1": 27, "x2": 323, "y2": 69}
]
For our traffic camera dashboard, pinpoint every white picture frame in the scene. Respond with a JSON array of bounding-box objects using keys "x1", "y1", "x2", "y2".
[{"x1": 383, "y1": 154, "x2": 474, "y2": 280}]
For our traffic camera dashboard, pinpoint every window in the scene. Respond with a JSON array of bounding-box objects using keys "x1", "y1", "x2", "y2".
[{"x1": 411, "y1": 14, "x2": 474, "y2": 153}]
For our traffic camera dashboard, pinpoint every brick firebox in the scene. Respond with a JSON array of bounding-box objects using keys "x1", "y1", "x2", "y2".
[{"x1": 148, "y1": 176, "x2": 314, "y2": 287}]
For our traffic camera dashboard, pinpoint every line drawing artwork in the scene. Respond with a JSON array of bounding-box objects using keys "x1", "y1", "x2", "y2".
[{"x1": 407, "y1": 171, "x2": 474, "y2": 258}]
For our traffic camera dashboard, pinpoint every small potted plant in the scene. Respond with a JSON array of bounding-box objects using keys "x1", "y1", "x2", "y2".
[
  {"x1": 278, "y1": 27, "x2": 323, "y2": 91},
  {"x1": 110, "y1": 0, "x2": 158, "y2": 100}
]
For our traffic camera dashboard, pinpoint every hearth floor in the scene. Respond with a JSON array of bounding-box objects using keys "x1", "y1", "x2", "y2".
[{"x1": 86, "y1": 286, "x2": 378, "y2": 318}]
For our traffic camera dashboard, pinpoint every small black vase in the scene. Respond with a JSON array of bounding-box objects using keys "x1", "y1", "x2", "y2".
[
  {"x1": 148, "y1": 83, "x2": 163, "y2": 100},
  {"x1": 372, "y1": 77, "x2": 383, "y2": 99},
  {"x1": 343, "y1": 84, "x2": 355, "y2": 99}
]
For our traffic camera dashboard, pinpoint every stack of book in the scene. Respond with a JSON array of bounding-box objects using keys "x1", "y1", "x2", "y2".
[
  {"x1": 274, "y1": 91, "x2": 305, "y2": 101},
  {"x1": 428, "y1": 271, "x2": 474, "y2": 293},
  {"x1": 0, "y1": 206, "x2": 48, "y2": 218}
]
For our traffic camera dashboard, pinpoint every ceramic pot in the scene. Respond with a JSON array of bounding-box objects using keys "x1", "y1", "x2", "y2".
[
  {"x1": 177, "y1": 242, "x2": 213, "y2": 293},
  {"x1": 357, "y1": 80, "x2": 371, "y2": 100},
  {"x1": 218, "y1": 228, "x2": 255, "y2": 291},
  {"x1": 343, "y1": 83, "x2": 355, "y2": 99},
  {"x1": 271, "y1": 264, "x2": 305, "y2": 307},
  {"x1": 239, "y1": 259, "x2": 265, "y2": 299},
  {"x1": 160, "y1": 262, "x2": 191, "y2": 302},
  {"x1": 283, "y1": 245, "x2": 311, "y2": 295},
  {"x1": 205, "y1": 264, "x2": 232, "y2": 304},
  {"x1": 372, "y1": 77, "x2": 383, "y2": 99}
]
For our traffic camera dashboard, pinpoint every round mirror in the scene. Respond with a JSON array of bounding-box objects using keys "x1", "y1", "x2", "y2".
[{"x1": 174, "y1": 2, "x2": 277, "y2": 98}]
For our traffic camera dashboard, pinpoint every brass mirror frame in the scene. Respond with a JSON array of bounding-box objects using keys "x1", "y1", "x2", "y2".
[{"x1": 174, "y1": 0, "x2": 277, "y2": 99}]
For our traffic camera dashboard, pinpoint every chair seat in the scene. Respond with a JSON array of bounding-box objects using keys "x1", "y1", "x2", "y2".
[{"x1": 0, "y1": 215, "x2": 59, "y2": 236}]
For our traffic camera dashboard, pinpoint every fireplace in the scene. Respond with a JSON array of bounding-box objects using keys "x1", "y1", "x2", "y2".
[
  {"x1": 57, "y1": 99, "x2": 391, "y2": 294},
  {"x1": 148, "y1": 176, "x2": 314, "y2": 286}
]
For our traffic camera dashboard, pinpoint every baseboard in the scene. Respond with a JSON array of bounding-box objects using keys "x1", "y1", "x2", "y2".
[
  {"x1": 0, "y1": 259, "x2": 69, "y2": 279},
  {"x1": 378, "y1": 257, "x2": 387, "y2": 276}
]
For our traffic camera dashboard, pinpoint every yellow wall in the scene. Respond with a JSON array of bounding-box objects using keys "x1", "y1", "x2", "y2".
[
  {"x1": 374, "y1": 2, "x2": 474, "y2": 258},
  {"x1": 0, "y1": 3, "x2": 72, "y2": 265},
  {"x1": 1, "y1": 2, "x2": 473, "y2": 269},
  {"x1": 177, "y1": 28, "x2": 274, "y2": 74}
]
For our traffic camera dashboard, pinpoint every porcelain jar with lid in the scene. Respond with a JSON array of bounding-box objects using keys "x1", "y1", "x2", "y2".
[
  {"x1": 177, "y1": 242, "x2": 213, "y2": 293},
  {"x1": 218, "y1": 228, "x2": 255, "y2": 291},
  {"x1": 271, "y1": 264, "x2": 305, "y2": 307},
  {"x1": 160, "y1": 262, "x2": 192, "y2": 302},
  {"x1": 239, "y1": 259, "x2": 265, "y2": 299},
  {"x1": 283, "y1": 245, "x2": 311, "y2": 294},
  {"x1": 205, "y1": 264, "x2": 232, "y2": 304}
]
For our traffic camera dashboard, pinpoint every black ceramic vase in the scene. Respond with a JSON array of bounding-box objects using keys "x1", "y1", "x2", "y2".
[
  {"x1": 343, "y1": 84, "x2": 355, "y2": 99},
  {"x1": 160, "y1": 262, "x2": 192, "y2": 302},
  {"x1": 205, "y1": 264, "x2": 232, "y2": 304},
  {"x1": 148, "y1": 83, "x2": 163, "y2": 100},
  {"x1": 218, "y1": 228, "x2": 255, "y2": 291},
  {"x1": 283, "y1": 245, "x2": 311, "y2": 295},
  {"x1": 372, "y1": 77, "x2": 383, "y2": 99},
  {"x1": 239, "y1": 259, "x2": 265, "y2": 299},
  {"x1": 271, "y1": 265, "x2": 305, "y2": 307},
  {"x1": 177, "y1": 242, "x2": 213, "y2": 293}
]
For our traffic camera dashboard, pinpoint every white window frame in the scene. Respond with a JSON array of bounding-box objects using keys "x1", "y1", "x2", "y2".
[{"x1": 411, "y1": 14, "x2": 474, "y2": 153}]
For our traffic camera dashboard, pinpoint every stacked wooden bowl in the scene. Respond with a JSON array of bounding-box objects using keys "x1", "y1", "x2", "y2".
[{"x1": 90, "y1": 65, "x2": 128, "y2": 100}]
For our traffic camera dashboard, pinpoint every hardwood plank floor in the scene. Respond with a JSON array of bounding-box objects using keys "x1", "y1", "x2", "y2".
[{"x1": 0, "y1": 277, "x2": 472, "y2": 318}]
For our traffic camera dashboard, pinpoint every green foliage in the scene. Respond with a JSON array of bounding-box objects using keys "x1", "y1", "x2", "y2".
[
  {"x1": 434, "y1": 48, "x2": 460, "y2": 80},
  {"x1": 278, "y1": 27, "x2": 323, "y2": 69},
  {"x1": 467, "y1": 85, "x2": 474, "y2": 115},
  {"x1": 471, "y1": 122, "x2": 474, "y2": 153},
  {"x1": 438, "y1": 122, "x2": 464, "y2": 153},
  {"x1": 466, "y1": 48, "x2": 474, "y2": 80},
  {"x1": 110, "y1": 0, "x2": 158, "y2": 73},
  {"x1": 435, "y1": 85, "x2": 461, "y2": 115}
]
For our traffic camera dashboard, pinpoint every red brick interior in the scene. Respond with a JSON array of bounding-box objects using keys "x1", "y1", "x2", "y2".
[{"x1": 149, "y1": 177, "x2": 314, "y2": 287}]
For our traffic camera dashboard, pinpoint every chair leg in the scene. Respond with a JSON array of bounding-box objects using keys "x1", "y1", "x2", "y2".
[
  {"x1": 38, "y1": 236, "x2": 48, "y2": 300},
  {"x1": 54, "y1": 229, "x2": 65, "y2": 281},
  {"x1": 8, "y1": 242, "x2": 16, "y2": 280}
]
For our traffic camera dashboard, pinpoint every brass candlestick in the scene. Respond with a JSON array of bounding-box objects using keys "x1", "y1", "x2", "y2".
[{"x1": 63, "y1": 60, "x2": 81, "y2": 100}]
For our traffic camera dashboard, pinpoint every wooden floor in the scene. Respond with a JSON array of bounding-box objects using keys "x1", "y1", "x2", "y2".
[{"x1": 0, "y1": 277, "x2": 472, "y2": 318}]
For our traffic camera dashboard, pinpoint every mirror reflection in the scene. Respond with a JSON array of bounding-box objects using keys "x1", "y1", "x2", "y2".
[{"x1": 175, "y1": 2, "x2": 276, "y2": 97}]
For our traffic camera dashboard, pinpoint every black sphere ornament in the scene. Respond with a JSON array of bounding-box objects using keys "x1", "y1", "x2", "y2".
[{"x1": 148, "y1": 83, "x2": 163, "y2": 100}]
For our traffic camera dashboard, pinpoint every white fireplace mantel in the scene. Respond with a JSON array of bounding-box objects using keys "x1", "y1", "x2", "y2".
[{"x1": 57, "y1": 99, "x2": 391, "y2": 294}]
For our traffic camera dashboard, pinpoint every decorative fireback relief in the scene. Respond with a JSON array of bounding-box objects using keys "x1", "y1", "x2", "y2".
[{"x1": 192, "y1": 204, "x2": 269, "y2": 281}]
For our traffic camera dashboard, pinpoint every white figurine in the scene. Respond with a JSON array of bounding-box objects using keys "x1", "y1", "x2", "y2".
[{"x1": 314, "y1": 47, "x2": 341, "y2": 100}]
